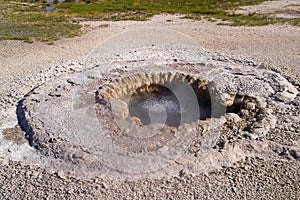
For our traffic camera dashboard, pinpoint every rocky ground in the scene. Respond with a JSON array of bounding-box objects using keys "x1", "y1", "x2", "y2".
[
  {"x1": 0, "y1": 158, "x2": 299, "y2": 199},
  {"x1": 0, "y1": 10, "x2": 300, "y2": 200}
]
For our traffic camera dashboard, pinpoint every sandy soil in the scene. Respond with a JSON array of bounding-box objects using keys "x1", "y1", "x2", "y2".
[{"x1": 0, "y1": 13, "x2": 300, "y2": 199}]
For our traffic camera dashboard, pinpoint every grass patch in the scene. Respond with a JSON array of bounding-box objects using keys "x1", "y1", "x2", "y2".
[
  {"x1": 187, "y1": 12, "x2": 300, "y2": 26},
  {"x1": 56, "y1": 0, "x2": 266, "y2": 20},
  {"x1": 51, "y1": 0, "x2": 300, "y2": 26},
  {"x1": 1, "y1": 0, "x2": 299, "y2": 43},
  {"x1": 0, "y1": 1, "x2": 81, "y2": 43}
]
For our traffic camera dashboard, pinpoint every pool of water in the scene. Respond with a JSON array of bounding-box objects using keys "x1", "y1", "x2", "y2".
[
  {"x1": 128, "y1": 83, "x2": 212, "y2": 127},
  {"x1": 47, "y1": 0, "x2": 65, "y2": 3},
  {"x1": 38, "y1": 7, "x2": 56, "y2": 11},
  {"x1": 129, "y1": 92, "x2": 182, "y2": 126}
]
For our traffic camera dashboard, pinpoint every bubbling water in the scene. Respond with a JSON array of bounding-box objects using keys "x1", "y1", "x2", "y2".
[
  {"x1": 129, "y1": 85, "x2": 182, "y2": 126},
  {"x1": 128, "y1": 83, "x2": 212, "y2": 127},
  {"x1": 141, "y1": 96, "x2": 181, "y2": 113}
]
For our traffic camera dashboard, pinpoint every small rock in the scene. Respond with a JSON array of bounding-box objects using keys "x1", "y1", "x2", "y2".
[
  {"x1": 131, "y1": 116, "x2": 143, "y2": 126},
  {"x1": 258, "y1": 101, "x2": 267, "y2": 108},
  {"x1": 67, "y1": 79, "x2": 81, "y2": 86},
  {"x1": 225, "y1": 113, "x2": 241, "y2": 123},
  {"x1": 246, "y1": 102, "x2": 256, "y2": 110},
  {"x1": 231, "y1": 187, "x2": 237, "y2": 193},
  {"x1": 240, "y1": 109, "x2": 249, "y2": 117},
  {"x1": 252, "y1": 127, "x2": 268, "y2": 138},
  {"x1": 179, "y1": 169, "x2": 186, "y2": 177},
  {"x1": 100, "y1": 182, "x2": 107, "y2": 189}
]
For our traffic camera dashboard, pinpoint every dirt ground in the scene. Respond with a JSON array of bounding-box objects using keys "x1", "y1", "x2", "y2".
[{"x1": 0, "y1": 8, "x2": 300, "y2": 199}]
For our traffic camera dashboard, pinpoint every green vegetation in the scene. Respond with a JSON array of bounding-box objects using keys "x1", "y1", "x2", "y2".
[
  {"x1": 58, "y1": 0, "x2": 259, "y2": 14},
  {"x1": 188, "y1": 11, "x2": 300, "y2": 26},
  {"x1": 0, "y1": 0, "x2": 299, "y2": 43},
  {"x1": 56, "y1": 0, "x2": 265, "y2": 20},
  {"x1": 0, "y1": 1, "x2": 81, "y2": 43}
]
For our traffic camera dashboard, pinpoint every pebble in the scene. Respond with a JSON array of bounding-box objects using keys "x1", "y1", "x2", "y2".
[
  {"x1": 246, "y1": 102, "x2": 256, "y2": 110},
  {"x1": 225, "y1": 113, "x2": 241, "y2": 123}
]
